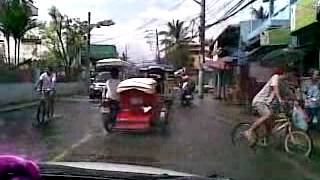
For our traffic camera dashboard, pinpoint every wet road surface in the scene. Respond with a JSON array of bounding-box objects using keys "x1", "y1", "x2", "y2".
[{"x1": 0, "y1": 96, "x2": 320, "y2": 180}]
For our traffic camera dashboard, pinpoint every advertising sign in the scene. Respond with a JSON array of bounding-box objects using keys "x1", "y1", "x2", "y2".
[{"x1": 293, "y1": 0, "x2": 318, "y2": 32}]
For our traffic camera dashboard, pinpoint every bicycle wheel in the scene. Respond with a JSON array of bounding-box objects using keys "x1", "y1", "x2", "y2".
[
  {"x1": 36, "y1": 101, "x2": 46, "y2": 126},
  {"x1": 285, "y1": 131, "x2": 312, "y2": 157},
  {"x1": 103, "y1": 113, "x2": 114, "y2": 133},
  {"x1": 231, "y1": 122, "x2": 256, "y2": 146}
]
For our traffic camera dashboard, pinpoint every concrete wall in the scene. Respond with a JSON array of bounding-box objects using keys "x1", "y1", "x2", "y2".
[{"x1": 0, "y1": 82, "x2": 85, "y2": 106}]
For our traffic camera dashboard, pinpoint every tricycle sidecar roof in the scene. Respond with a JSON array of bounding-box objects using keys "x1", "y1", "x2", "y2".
[{"x1": 117, "y1": 78, "x2": 157, "y2": 94}]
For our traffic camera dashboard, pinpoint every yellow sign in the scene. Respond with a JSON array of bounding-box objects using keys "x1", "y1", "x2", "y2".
[{"x1": 293, "y1": 0, "x2": 318, "y2": 31}]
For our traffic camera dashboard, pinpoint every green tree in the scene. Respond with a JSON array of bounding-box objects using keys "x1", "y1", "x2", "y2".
[
  {"x1": 64, "y1": 18, "x2": 86, "y2": 75},
  {"x1": 48, "y1": 6, "x2": 68, "y2": 67},
  {"x1": 0, "y1": 0, "x2": 38, "y2": 65},
  {"x1": 159, "y1": 20, "x2": 192, "y2": 68},
  {"x1": 9, "y1": 0, "x2": 38, "y2": 65},
  {"x1": 44, "y1": 6, "x2": 87, "y2": 78}
]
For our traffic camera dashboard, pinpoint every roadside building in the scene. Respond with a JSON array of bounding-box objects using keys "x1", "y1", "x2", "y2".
[
  {"x1": 238, "y1": 4, "x2": 291, "y2": 106},
  {"x1": 208, "y1": 25, "x2": 240, "y2": 101},
  {"x1": 290, "y1": 0, "x2": 320, "y2": 74}
]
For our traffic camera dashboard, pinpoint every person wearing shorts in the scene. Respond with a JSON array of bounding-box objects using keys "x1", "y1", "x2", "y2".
[{"x1": 244, "y1": 70, "x2": 287, "y2": 141}]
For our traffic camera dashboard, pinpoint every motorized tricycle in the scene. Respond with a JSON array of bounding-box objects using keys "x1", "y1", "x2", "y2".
[
  {"x1": 139, "y1": 64, "x2": 176, "y2": 108},
  {"x1": 102, "y1": 78, "x2": 169, "y2": 133}
]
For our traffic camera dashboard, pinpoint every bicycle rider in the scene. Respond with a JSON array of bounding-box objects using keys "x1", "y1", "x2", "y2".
[
  {"x1": 34, "y1": 66, "x2": 57, "y2": 117},
  {"x1": 243, "y1": 68, "x2": 295, "y2": 142}
]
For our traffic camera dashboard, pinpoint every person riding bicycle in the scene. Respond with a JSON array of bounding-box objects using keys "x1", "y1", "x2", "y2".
[
  {"x1": 243, "y1": 68, "x2": 292, "y2": 142},
  {"x1": 34, "y1": 66, "x2": 56, "y2": 117}
]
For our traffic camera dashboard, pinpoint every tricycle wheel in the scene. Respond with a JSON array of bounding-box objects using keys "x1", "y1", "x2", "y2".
[
  {"x1": 89, "y1": 94, "x2": 95, "y2": 99},
  {"x1": 160, "y1": 123, "x2": 170, "y2": 136},
  {"x1": 103, "y1": 114, "x2": 114, "y2": 133}
]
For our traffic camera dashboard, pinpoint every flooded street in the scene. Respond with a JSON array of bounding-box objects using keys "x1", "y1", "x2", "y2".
[{"x1": 0, "y1": 96, "x2": 319, "y2": 179}]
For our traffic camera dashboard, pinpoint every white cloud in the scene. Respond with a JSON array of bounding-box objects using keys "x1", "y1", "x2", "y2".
[
  {"x1": 35, "y1": 0, "x2": 113, "y2": 22},
  {"x1": 33, "y1": 0, "x2": 263, "y2": 62}
]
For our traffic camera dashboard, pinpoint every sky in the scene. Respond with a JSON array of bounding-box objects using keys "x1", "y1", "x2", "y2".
[{"x1": 34, "y1": 0, "x2": 291, "y2": 63}]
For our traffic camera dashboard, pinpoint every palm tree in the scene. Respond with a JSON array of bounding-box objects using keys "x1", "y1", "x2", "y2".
[
  {"x1": 159, "y1": 20, "x2": 192, "y2": 68},
  {"x1": 10, "y1": 0, "x2": 38, "y2": 65},
  {"x1": 16, "y1": 19, "x2": 38, "y2": 65},
  {"x1": 0, "y1": 0, "x2": 38, "y2": 65},
  {"x1": 251, "y1": 6, "x2": 268, "y2": 19},
  {"x1": 159, "y1": 20, "x2": 191, "y2": 50},
  {"x1": 0, "y1": 0, "x2": 12, "y2": 64}
]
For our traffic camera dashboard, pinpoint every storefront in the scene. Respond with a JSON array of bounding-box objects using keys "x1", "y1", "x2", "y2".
[{"x1": 205, "y1": 57, "x2": 237, "y2": 100}]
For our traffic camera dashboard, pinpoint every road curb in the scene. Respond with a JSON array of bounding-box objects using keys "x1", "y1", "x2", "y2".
[{"x1": 0, "y1": 102, "x2": 38, "y2": 113}]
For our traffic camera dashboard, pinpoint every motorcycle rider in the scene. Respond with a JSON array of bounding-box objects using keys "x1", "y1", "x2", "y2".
[
  {"x1": 180, "y1": 75, "x2": 195, "y2": 104},
  {"x1": 102, "y1": 68, "x2": 120, "y2": 123}
]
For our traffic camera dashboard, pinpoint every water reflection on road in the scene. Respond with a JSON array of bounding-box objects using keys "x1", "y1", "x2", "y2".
[{"x1": 0, "y1": 96, "x2": 319, "y2": 180}]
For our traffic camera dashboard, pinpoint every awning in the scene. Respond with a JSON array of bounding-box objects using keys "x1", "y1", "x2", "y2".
[
  {"x1": 261, "y1": 48, "x2": 305, "y2": 67},
  {"x1": 204, "y1": 57, "x2": 234, "y2": 70},
  {"x1": 246, "y1": 45, "x2": 287, "y2": 62}
]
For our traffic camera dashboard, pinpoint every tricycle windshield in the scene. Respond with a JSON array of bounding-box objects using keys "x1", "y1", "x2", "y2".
[{"x1": 95, "y1": 72, "x2": 111, "y2": 82}]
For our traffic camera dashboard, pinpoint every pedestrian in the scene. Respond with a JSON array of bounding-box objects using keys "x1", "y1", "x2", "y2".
[{"x1": 305, "y1": 70, "x2": 320, "y2": 129}]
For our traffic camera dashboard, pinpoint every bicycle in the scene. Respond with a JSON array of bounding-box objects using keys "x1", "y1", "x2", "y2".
[
  {"x1": 231, "y1": 103, "x2": 313, "y2": 157},
  {"x1": 35, "y1": 90, "x2": 54, "y2": 127}
]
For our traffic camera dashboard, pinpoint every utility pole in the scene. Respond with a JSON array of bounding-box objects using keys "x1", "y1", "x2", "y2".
[
  {"x1": 269, "y1": 0, "x2": 274, "y2": 18},
  {"x1": 156, "y1": 29, "x2": 160, "y2": 63},
  {"x1": 198, "y1": 0, "x2": 205, "y2": 99},
  {"x1": 86, "y1": 11, "x2": 91, "y2": 88}
]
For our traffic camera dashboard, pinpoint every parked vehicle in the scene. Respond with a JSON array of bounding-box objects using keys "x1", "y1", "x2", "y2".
[
  {"x1": 89, "y1": 72, "x2": 111, "y2": 99},
  {"x1": 102, "y1": 78, "x2": 169, "y2": 133}
]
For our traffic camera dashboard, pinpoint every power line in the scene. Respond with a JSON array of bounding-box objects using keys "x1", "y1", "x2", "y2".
[
  {"x1": 92, "y1": 0, "x2": 191, "y2": 43},
  {"x1": 92, "y1": 14, "x2": 200, "y2": 43},
  {"x1": 135, "y1": 0, "x2": 187, "y2": 30},
  {"x1": 206, "y1": 0, "x2": 258, "y2": 29},
  {"x1": 223, "y1": 0, "x2": 246, "y2": 17},
  {"x1": 205, "y1": 0, "x2": 235, "y2": 22}
]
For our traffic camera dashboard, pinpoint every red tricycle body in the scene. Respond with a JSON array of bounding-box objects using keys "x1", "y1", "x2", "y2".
[{"x1": 113, "y1": 78, "x2": 168, "y2": 132}]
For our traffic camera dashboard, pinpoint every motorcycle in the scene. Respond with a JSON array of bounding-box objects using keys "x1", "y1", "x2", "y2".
[{"x1": 180, "y1": 81, "x2": 194, "y2": 107}]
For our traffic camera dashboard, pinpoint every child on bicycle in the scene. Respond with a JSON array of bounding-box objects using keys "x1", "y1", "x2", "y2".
[{"x1": 243, "y1": 68, "x2": 296, "y2": 142}]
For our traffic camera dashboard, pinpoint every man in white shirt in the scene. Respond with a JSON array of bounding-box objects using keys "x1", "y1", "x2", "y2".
[
  {"x1": 244, "y1": 71, "x2": 287, "y2": 142},
  {"x1": 103, "y1": 68, "x2": 120, "y2": 101},
  {"x1": 35, "y1": 66, "x2": 57, "y2": 117},
  {"x1": 35, "y1": 66, "x2": 56, "y2": 91}
]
